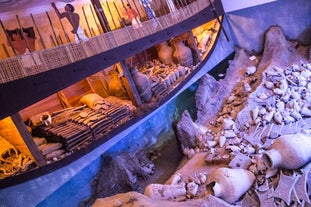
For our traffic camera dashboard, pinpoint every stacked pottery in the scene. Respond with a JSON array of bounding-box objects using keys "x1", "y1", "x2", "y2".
[
  {"x1": 172, "y1": 39, "x2": 193, "y2": 67},
  {"x1": 206, "y1": 167, "x2": 255, "y2": 203},
  {"x1": 263, "y1": 133, "x2": 311, "y2": 170},
  {"x1": 156, "y1": 41, "x2": 173, "y2": 65},
  {"x1": 131, "y1": 67, "x2": 152, "y2": 102}
]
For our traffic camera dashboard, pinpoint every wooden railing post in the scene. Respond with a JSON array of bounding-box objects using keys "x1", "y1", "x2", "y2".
[
  {"x1": 11, "y1": 113, "x2": 46, "y2": 167},
  {"x1": 90, "y1": 0, "x2": 111, "y2": 33},
  {"x1": 118, "y1": 60, "x2": 142, "y2": 107}
]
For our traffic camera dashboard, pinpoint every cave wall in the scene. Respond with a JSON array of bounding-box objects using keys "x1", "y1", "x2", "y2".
[{"x1": 223, "y1": 0, "x2": 311, "y2": 53}]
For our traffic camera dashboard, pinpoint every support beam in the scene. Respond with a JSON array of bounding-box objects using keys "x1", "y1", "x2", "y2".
[
  {"x1": 11, "y1": 113, "x2": 46, "y2": 167},
  {"x1": 118, "y1": 60, "x2": 142, "y2": 106}
]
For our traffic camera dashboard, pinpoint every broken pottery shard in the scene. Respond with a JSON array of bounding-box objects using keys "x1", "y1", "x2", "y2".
[
  {"x1": 205, "y1": 147, "x2": 230, "y2": 165},
  {"x1": 228, "y1": 153, "x2": 252, "y2": 170},
  {"x1": 144, "y1": 183, "x2": 186, "y2": 201},
  {"x1": 186, "y1": 181, "x2": 198, "y2": 197},
  {"x1": 293, "y1": 170, "x2": 310, "y2": 204},
  {"x1": 271, "y1": 171, "x2": 299, "y2": 206},
  {"x1": 255, "y1": 188, "x2": 275, "y2": 207},
  {"x1": 255, "y1": 177, "x2": 270, "y2": 192},
  {"x1": 242, "y1": 125, "x2": 263, "y2": 146},
  {"x1": 238, "y1": 191, "x2": 259, "y2": 207}
]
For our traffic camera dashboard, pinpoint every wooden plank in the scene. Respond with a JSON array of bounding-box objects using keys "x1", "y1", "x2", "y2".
[
  {"x1": 11, "y1": 113, "x2": 46, "y2": 167},
  {"x1": 19, "y1": 93, "x2": 64, "y2": 120},
  {"x1": 118, "y1": 61, "x2": 142, "y2": 106}
]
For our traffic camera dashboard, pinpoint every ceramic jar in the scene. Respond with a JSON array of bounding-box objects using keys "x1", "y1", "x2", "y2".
[
  {"x1": 131, "y1": 67, "x2": 152, "y2": 102},
  {"x1": 172, "y1": 40, "x2": 193, "y2": 67},
  {"x1": 40, "y1": 114, "x2": 52, "y2": 126},
  {"x1": 156, "y1": 41, "x2": 173, "y2": 65},
  {"x1": 263, "y1": 133, "x2": 311, "y2": 170},
  {"x1": 206, "y1": 167, "x2": 255, "y2": 204},
  {"x1": 108, "y1": 71, "x2": 128, "y2": 99},
  {"x1": 144, "y1": 183, "x2": 186, "y2": 201}
]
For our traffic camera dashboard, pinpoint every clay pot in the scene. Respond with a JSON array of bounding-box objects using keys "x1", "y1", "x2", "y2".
[
  {"x1": 263, "y1": 133, "x2": 311, "y2": 169},
  {"x1": 108, "y1": 71, "x2": 128, "y2": 99},
  {"x1": 172, "y1": 40, "x2": 193, "y2": 67},
  {"x1": 206, "y1": 167, "x2": 255, "y2": 203},
  {"x1": 40, "y1": 113, "x2": 52, "y2": 126},
  {"x1": 156, "y1": 41, "x2": 173, "y2": 65},
  {"x1": 144, "y1": 183, "x2": 186, "y2": 201},
  {"x1": 131, "y1": 67, "x2": 152, "y2": 102}
]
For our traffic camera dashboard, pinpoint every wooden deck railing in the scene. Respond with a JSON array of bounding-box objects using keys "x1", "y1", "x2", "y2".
[{"x1": 0, "y1": 0, "x2": 212, "y2": 84}]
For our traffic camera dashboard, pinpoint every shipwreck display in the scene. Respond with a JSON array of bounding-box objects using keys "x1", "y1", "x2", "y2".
[{"x1": 90, "y1": 25, "x2": 311, "y2": 207}]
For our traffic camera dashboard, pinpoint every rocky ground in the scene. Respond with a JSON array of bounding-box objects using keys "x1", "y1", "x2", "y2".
[{"x1": 91, "y1": 26, "x2": 311, "y2": 207}]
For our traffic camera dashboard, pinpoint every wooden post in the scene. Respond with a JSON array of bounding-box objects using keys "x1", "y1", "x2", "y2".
[
  {"x1": 46, "y1": 11, "x2": 61, "y2": 46},
  {"x1": 90, "y1": 0, "x2": 111, "y2": 32},
  {"x1": 0, "y1": 19, "x2": 17, "y2": 56},
  {"x1": 105, "y1": 1, "x2": 117, "y2": 29},
  {"x1": 118, "y1": 60, "x2": 142, "y2": 106},
  {"x1": 186, "y1": 31, "x2": 202, "y2": 63},
  {"x1": 2, "y1": 44, "x2": 9, "y2": 58},
  {"x1": 89, "y1": 4, "x2": 102, "y2": 34},
  {"x1": 208, "y1": 0, "x2": 229, "y2": 41},
  {"x1": 30, "y1": 13, "x2": 47, "y2": 49},
  {"x1": 11, "y1": 113, "x2": 46, "y2": 167},
  {"x1": 82, "y1": 6, "x2": 94, "y2": 37}
]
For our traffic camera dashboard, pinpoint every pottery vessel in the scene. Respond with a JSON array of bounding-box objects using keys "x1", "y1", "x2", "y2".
[
  {"x1": 144, "y1": 183, "x2": 186, "y2": 201},
  {"x1": 263, "y1": 133, "x2": 311, "y2": 169},
  {"x1": 131, "y1": 67, "x2": 152, "y2": 102},
  {"x1": 108, "y1": 71, "x2": 128, "y2": 99},
  {"x1": 206, "y1": 167, "x2": 255, "y2": 203},
  {"x1": 156, "y1": 41, "x2": 173, "y2": 65},
  {"x1": 40, "y1": 114, "x2": 52, "y2": 126},
  {"x1": 172, "y1": 40, "x2": 193, "y2": 67}
]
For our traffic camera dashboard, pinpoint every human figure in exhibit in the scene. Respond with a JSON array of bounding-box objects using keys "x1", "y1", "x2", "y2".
[
  {"x1": 51, "y1": 2, "x2": 88, "y2": 42},
  {"x1": 8, "y1": 29, "x2": 35, "y2": 55},
  {"x1": 126, "y1": 4, "x2": 142, "y2": 29},
  {"x1": 7, "y1": 28, "x2": 42, "y2": 68}
]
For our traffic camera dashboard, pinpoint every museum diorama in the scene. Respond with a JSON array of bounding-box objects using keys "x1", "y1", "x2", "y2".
[{"x1": 0, "y1": 0, "x2": 310, "y2": 206}]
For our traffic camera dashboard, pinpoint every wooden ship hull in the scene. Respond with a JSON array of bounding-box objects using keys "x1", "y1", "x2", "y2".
[{"x1": 0, "y1": 0, "x2": 225, "y2": 191}]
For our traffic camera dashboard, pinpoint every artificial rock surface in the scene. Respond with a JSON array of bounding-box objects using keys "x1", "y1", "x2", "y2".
[{"x1": 92, "y1": 25, "x2": 311, "y2": 207}]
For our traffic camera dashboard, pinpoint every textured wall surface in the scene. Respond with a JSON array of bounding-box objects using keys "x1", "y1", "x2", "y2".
[
  {"x1": 221, "y1": 0, "x2": 277, "y2": 13},
  {"x1": 225, "y1": 0, "x2": 311, "y2": 52}
]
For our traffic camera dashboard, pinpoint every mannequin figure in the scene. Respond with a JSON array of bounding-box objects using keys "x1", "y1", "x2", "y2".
[
  {"x1": 126, "y1": 4, "x2": 142, "y2": 29},
  {"x1": 51, "y1": 2, "x2": 88, "y2": 42}
]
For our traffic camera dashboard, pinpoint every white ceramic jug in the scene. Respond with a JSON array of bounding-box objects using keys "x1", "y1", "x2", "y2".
[
  {"x1": 206, "y1": 167, "x2": 255, "y2": 203},
  {"x1": 263, "y1": 133, "x2": 311, "y2": 170}
]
